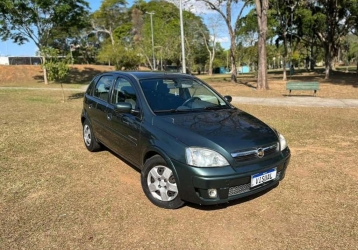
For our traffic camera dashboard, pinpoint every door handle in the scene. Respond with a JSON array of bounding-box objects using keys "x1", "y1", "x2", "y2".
[{"x1": 122, "y1": 117, "x2": 130, "y2": 125}]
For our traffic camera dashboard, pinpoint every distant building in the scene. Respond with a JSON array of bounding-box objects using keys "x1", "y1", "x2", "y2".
[
  {"x1": 0, "y1": 57, "x2": 9, "y2": 65},
  {"x1": 238, "y1": 66, "x2": 250, "y2": 73},
  {"x1": 213, "y1": 67, "x2": 229, "y2": 74},
  {"x1": 0, "y1": 56, "x2": 41, "y2": 65}
]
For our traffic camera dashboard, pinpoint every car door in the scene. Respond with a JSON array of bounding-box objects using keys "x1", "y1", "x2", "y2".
[
  {"x1": 105, "y1": 76, "x2": 142, "y2": 166},
  {"x1": 87, "y1": 74, "x2": 115, "y2": 146}
]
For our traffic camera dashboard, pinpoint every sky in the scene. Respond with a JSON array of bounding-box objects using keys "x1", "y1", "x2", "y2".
[
  {"x1": 0, "y1": 0, "x2": 103, "y2": 56},
  {"x1": 0, "y1": 0, "x2": 238, "y2": 57}
]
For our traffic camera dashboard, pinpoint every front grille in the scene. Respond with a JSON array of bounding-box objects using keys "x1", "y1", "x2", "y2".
[
  {"x1": 231, "y1": 143, "x2": 278, "y2": 162},
  {"x1": 228, "y1": 171, "x2": 281, "y2": 197}
]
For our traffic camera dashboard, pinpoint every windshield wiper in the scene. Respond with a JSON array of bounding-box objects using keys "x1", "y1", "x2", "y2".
[
  {"x1": 204, "y1": 105, "x2": 230, "y2": 110},
  {"x1": 153, "y1": 109, "x2": 189, "y2": 113}
]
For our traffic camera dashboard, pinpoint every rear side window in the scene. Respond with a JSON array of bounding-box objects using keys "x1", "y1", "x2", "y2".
[{"x1": 94, "y1": 75, "x2": 114, "y2": 102}]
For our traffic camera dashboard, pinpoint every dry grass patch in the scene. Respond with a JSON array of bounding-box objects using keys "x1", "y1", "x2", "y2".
[
  {"x1": 0, "y1": 65, "x2": 116, "y2": 88},
  {"x1": 0, "y1": 84, "x2": 357, "y2": 249},
  {"x1": 2, "y1": 65, "x2": 358, "y2": 99}
]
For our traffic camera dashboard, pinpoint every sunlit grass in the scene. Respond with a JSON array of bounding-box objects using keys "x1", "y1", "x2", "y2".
[{"x1": 0, "y1": 76, "x2": 357, "y2": 249}]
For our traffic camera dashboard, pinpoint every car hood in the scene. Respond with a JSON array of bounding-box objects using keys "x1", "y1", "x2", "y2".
[{"x1": 152, "y1": 109, "x2": 278, "y2": 153}]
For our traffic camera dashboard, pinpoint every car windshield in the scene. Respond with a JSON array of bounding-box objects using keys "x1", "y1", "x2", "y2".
[{"x1": 140, "y1": 78, "x2": 229, "y2": 113}]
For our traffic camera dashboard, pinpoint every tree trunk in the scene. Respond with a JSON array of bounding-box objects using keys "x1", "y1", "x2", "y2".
[
  {"x1": 42, "y1": 56, "x2": 48, "y2": 85},
  {"x1": 282, "y1": 35, "x2": 288, "y2": 81},
  {"x1": 257, "y1": 34, "x2": 268, "y2": 89},
  {"x1": 324, "y1": 43, "x2": 331, "y2": 80},
  {"x1": 60, "y1": 83, "x2": 65, "y2": 102},
  {"x1": 324, "y1": 52, "x2": 331, "y2": 80},
  {"x1": 310, "y1": 44, "x2": 315, "y2": 70},
  {"x1": 230, "y1": 42, "x2": 237, "y2": 82},
  {"x1": 256, "y1": 0, "x2": 269, "y2": 90},
  {"x1": 43, "y1": 67, "x2": 48, "y2": 85},
  {"x1": 282, "y1": 56, "x2": 287, "y2": 80},
  {"x1": 330, "y1": 56, "x2": 336, "y2": 71},
  {"x1": 209, "y1": 56, "x2": 214, "y2": 76}
]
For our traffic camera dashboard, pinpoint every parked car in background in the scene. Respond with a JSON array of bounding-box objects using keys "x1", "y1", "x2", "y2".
[{"x1": 81, "y1": 71, "x2": 291, "y2": 209}]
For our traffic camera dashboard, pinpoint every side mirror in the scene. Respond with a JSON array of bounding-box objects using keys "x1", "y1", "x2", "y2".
[
  {"x1": 114, "y1": 102, "x2": 132, "y2": 113},
  {"x1": 224, "y1": 95, "x2": 232, "y2": 103}
]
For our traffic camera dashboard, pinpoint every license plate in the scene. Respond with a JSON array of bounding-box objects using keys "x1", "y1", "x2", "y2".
[{"x1": 251, "y1": 168, "x2": 277, "y2": 187}]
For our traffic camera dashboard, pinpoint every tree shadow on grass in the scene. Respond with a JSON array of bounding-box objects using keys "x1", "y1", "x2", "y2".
[
  {"x1": 268, "y1": 68, "x2": 358, "y2": 88},
  {"x1": 33, "y1": 74, "x2": 45, "y2": 83},
  {"x1": 68, "y1": 92, "x2": 85, "y2": 100},
  {"x1": 62, "y1": 67, "x2": 103, "y2": 85},
  {"x1": 238, "y1": 80, "x2": 257, "y2": 89},
  {"x1": 322, "y1": 70, "x2": 358, "y2": 88},
  {"x1": 33, "y1": 66, "x2": 113, "y2": 85}
]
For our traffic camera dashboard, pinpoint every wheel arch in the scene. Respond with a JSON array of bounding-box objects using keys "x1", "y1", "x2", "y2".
[
  {"x1": 142, "y1": 147, "x2": 182, "y2": 191},
  {"x1": 81, "y1": 109, "x2": 90, "y2": 125}
]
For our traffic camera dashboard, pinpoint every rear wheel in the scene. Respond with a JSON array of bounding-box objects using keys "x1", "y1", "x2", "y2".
[
  {"x1": 141, "y1": 155, "x2": 184, "y2": 209},
  {"x1": 83, "y1": 120, "x2": 101, "y2": 152}
]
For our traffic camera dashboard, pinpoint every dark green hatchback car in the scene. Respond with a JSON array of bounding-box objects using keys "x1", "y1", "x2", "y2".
[{"x1": 81, "y1": 71, "x2": 290, "y2": 209}]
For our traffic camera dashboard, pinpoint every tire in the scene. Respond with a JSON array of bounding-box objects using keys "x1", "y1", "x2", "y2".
[
  {"x1": 141, "y1": 155, "x2": 184, "y2": 209},
  {"x1": 82, "y1": 119, "x2": 101, "y2": 152}
]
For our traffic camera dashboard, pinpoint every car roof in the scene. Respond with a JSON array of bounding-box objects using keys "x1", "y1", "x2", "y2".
[{"x1": 101, "y1": 71, "x2": 191, "y2": 80}]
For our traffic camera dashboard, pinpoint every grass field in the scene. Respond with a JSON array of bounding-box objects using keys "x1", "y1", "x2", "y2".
[
  {"x1": 1, "y1": 64, "x2": 358, "y2": 98},
  {"x1": 0, "y1": 66, "x2": 357, "y2": 249}
]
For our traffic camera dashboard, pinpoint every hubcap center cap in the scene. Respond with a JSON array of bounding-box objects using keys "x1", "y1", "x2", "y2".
[{"x1": 159, "y1": 179, "x2": 166, "y2": 187}]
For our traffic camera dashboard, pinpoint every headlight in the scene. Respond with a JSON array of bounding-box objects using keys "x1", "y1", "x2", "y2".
[
  {"x1": 279, "y1": 133, "x2": 288, "y2": 151},
  {"x1": 185, "y1": 147, "x2": 229, "y2": 167}
]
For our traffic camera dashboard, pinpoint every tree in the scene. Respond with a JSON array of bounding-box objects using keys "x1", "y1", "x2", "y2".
[
  {"x1": 197, "y1": 0, "x2": 251, "y2": 83},
  {"x1": 91, "y1": 0, "x2": 130, "y2": 66},
  {"x1": 133, "y1": 0, "x2": 207, "y2": 71},
  {"x1": 303, "y1": 0, "x2": 358, "y2": 79},
  {"x1": 183, "y1": 10, "x2": 211, "y2": 72},
  {"x1": 255, "y1": 0, "x2": 269, "y2": 89},
  {"x1": 41, "y1": 47, "x2": 70, "y2": 102},
  {"x1": 195, "y1": 15, "x2": 223, "y2": 75},
  {"x1": 270, "y1": 0, "x2": 298, "y2": 80},
  {"x1": 0, "y1": 0, "x2": 90, "y2": 84},
  {"x1": 131, "y1": 1, "x2": 182, "y2": 69},
  {"x1": 236, "y1": 9, "x2": 259, "y2": 74},
  {"x1": 91, "y1": 0, "x2": 128, "y2": 46},
  {"x1": 97, "y1": 40, "x2": 141, "y2": 70},
  {"x1": 295, "y1": 3, "x2": 319, "y2": 71}
]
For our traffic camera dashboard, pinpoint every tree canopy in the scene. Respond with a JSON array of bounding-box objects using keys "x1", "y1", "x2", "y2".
[
  {"x1": 0, "y1": 0, "x2": 90, "y2": 50},
  {"x1": 0, "y1": 0, "x2": 90, "y2": 84},
  {"x1": 2, "y1": 0, "x2": 358, "y2": 84}
]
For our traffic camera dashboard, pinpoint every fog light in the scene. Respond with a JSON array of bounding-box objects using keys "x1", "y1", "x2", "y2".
[{"x1": 208, "y1": 189, "x2": 217, "y2": 198}]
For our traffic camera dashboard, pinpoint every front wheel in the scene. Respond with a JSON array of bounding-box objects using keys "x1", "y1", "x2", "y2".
[{"x1": 141, "y1": 155, "x2": 184, "y2": 209}]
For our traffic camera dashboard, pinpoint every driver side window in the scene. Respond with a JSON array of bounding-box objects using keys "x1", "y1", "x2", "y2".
[
  {"x1": 111, "y1": 78, "x2": 137, "y2": 110},
  {"x1": 94, "y1": 75, "x2": 114, "y2": 102}
]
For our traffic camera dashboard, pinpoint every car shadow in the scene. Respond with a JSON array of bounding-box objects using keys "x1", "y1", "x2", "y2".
[{"x1": 101, "y1": 147, "x2": 142, "y2": 174}]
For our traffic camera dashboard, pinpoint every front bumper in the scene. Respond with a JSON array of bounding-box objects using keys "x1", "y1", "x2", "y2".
[{"x1": 172, "y1": 148, "x2": 291, "y2": 206}]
